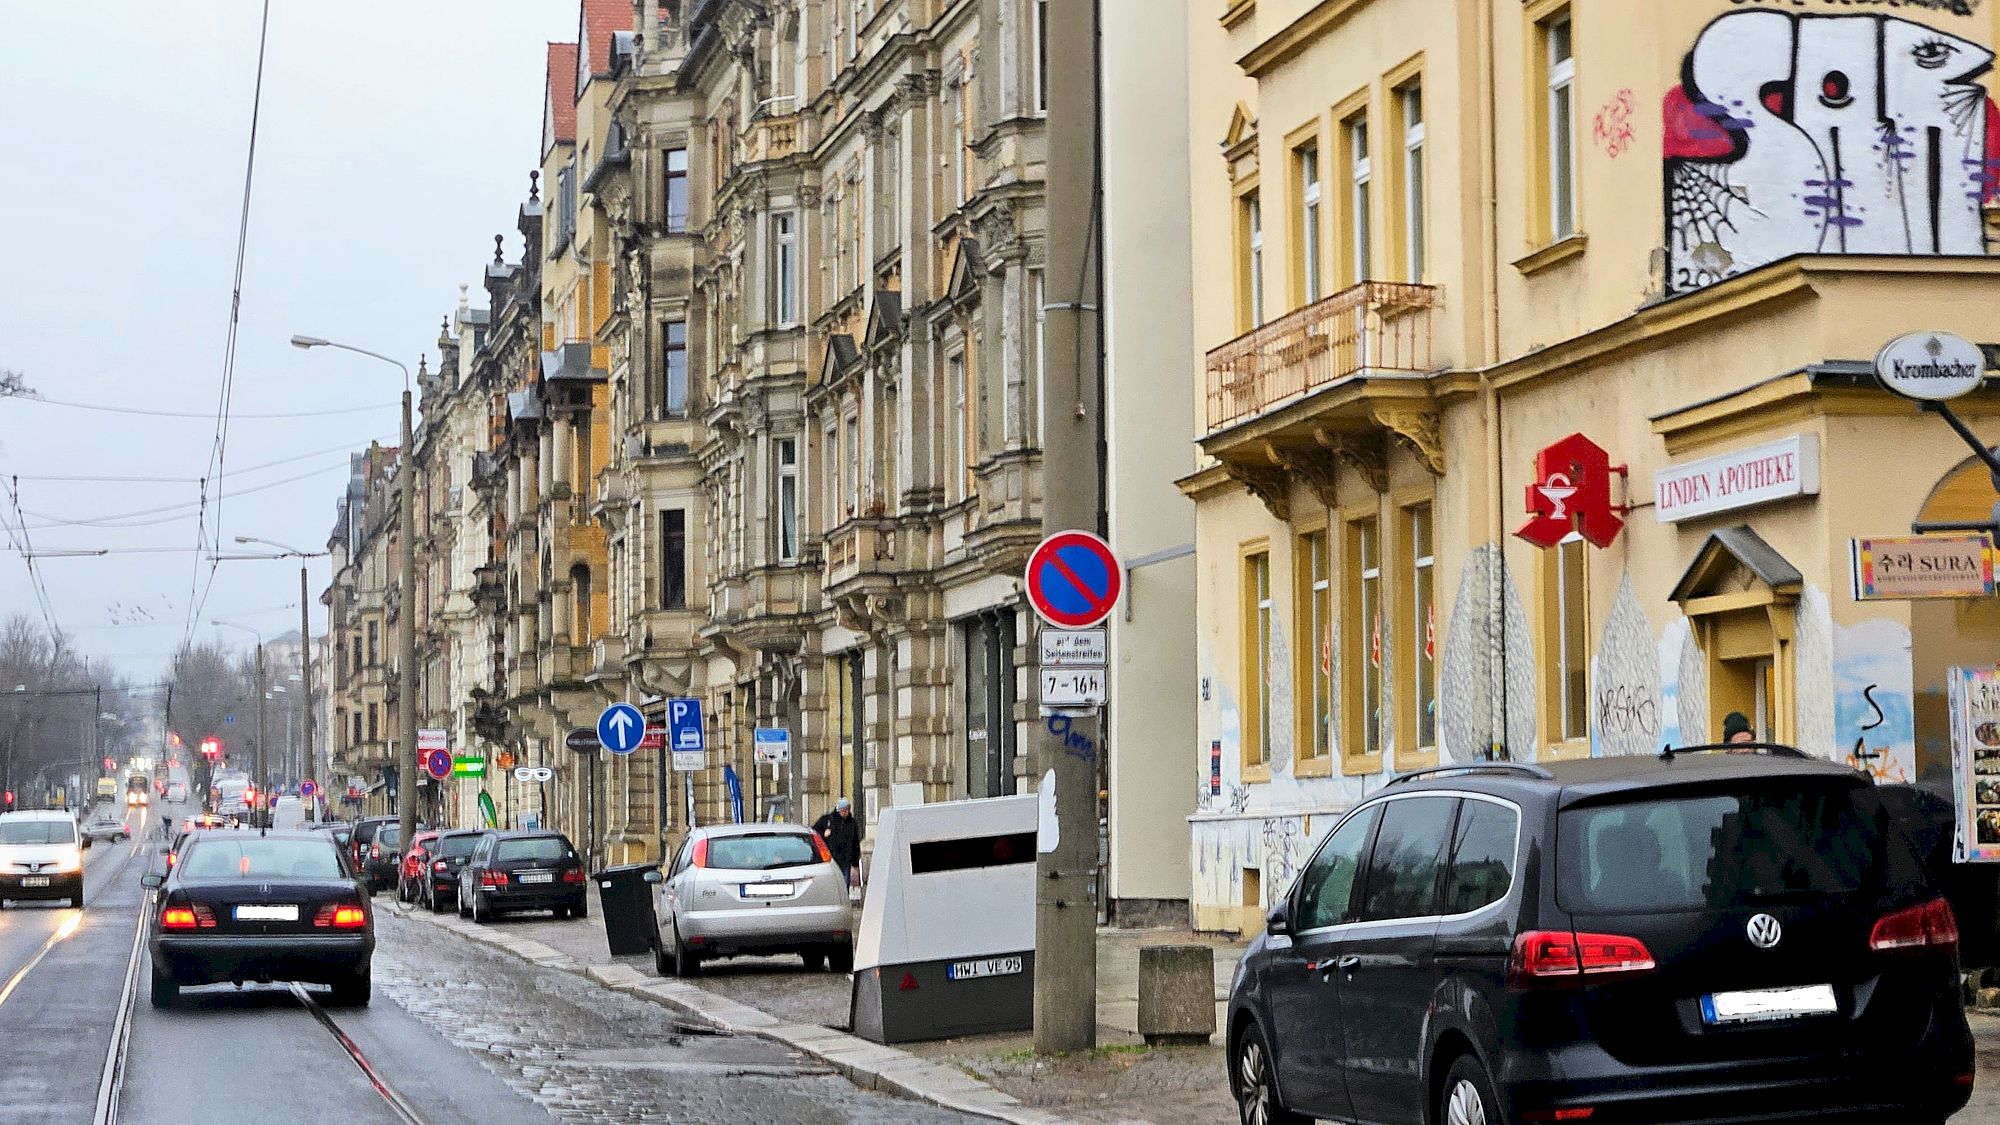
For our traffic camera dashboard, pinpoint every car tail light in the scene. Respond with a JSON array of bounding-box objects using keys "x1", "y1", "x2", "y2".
[
  {"x1": 1870, "y1": 897, "x2": 1959, "y2": 953},
  {"x1": 370, "y1": 844, "x2": 381, "y2": 859},
  {"x1": 1523, "y1": 1111, "x2": 1596, "y2": 1123},
  {"x1": 691, "y1": 837, "x2": 709, "y2": 868},
  {"x1": 314, "y1": 903, "x2": 367, "y2": 929},
  {"x1": 561, "y1": 868, "x2": 586, "y2": 885},
  {"x1": 1510, "y1": 930, "x2": 1654, "y2": 987},
  {"x1": 810, "y1": 834, "x2": 833, "y2": 863},
  {"x1": 480, "y1": 870, "x2": 508, "y2": 888},
  {"x1": 162, "y1": 902, "x2": 217, "y2": 930}
]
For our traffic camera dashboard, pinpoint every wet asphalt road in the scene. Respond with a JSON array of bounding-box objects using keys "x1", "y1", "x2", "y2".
[{"x1": 0, "y1": 799, "x2": 982, "y2": 1125}]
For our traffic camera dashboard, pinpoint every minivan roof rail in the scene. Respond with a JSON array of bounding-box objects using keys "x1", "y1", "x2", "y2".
[
  {"x1": 1659, "y1": 741, "x2": 1811, "y2": 761},
  {"x1": 1385, "y1": 761, "x2": 1555, "y2": 787}
]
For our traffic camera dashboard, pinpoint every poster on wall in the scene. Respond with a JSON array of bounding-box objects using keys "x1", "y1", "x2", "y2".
[{"x1": 1949, "y1": 665, "x2": 2000, "y2": 863}]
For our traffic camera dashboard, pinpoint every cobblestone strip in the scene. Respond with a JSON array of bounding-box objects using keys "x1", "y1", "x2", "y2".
[{"x1": 394, "y1": 904, "x2": 1075, "y2": 1125}]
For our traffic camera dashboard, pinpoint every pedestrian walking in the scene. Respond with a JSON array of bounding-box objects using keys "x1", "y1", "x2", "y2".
[
  {"x1": 1723, "y1": 711, "x2": 1757, "y2": 752},
  {"x1": 812, "y1": 797, "x2": 862, "y2": 891}
]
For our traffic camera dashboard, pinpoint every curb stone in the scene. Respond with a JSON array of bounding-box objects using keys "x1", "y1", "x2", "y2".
[{"x1": 393, "y1": 905, "x2": 1078, "y2": 1125}]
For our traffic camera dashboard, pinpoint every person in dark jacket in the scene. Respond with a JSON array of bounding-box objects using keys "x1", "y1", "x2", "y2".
[{"x1": 813, "y1": 798, "x2": 862, "y2": 888}]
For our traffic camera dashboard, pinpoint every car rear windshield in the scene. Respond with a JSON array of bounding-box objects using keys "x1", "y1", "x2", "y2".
[
  {"x1": 181, "y1": 838, "x2": 343, "y2": 879},
  {"x1": 0, "y1": 820, "x2": 74, "y2": 845},
  {"x1": 438, "y1": 835, "x2": 480, "y2": 858},
  {"x1": 377, "y1": 826, "x2": 402, "y2": 849},
  {"x1": 707, "y1": 833, "x2": 819, "y2": 870},
  {"x1": 1559, "y1": 782, "x2": 1892, "y2": 914},
  {"x1": 495, "y1": 837, "x2": 571, "y2": 862}
]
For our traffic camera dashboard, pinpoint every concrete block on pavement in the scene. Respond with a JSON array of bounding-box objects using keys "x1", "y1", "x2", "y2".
[{"x1": 1137, "y1": 944, "x2": 1217, "y2": 1045}]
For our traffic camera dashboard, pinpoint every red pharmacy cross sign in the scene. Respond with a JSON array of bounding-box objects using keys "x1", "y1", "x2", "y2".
[
  {"x1": 1025, "y1": 531, "x2": 1123, "y2": 629},
  {"x1": 1516, "y1": 432, "x2": 1628, "y2": 549}
]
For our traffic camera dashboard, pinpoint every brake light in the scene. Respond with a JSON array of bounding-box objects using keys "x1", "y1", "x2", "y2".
[
  {"x1": 370, "y1": 844, "x2": 381, "y2": 859},
  {"x1": 314, "y1": 902, "x2": 367, "y2": 929},
  {"x1": 480, "y1": 870, "x2": 508, "y2": 888},
  {"x1": 691, "y1": 838, "x2": 708, "y2": 868},
  {"x1": 1510, "y1": 930, "x2": 1654, "y2": 987},
  {"x1": 161, "y1": 902, "x2": 216, "y2": 930},
  {"x1": 1523, "y1": 1111, "x2": 1596, "y2": 1122},
  {"x1": 1870, "y1": 897, "x2": 1959, "y2": 953},
  {"x1": 810, "y1": 834, "x2": 833, "y2": 863}
]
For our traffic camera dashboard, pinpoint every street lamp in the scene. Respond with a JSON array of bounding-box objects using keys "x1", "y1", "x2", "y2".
[
  {"x1": 293, "y1": 333, "x2": 418, "y2": 849},
  {"x1": 211, "y1": 619, "x2": 269, "y2": 815},
  {"x1": 228, "y1": 535, "x2": 328, "y2": 813}
]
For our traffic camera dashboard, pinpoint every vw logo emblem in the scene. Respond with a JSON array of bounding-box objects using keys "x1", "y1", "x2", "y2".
[
  {"x1": 258, "y1": 884, "x2": 272, "y2": 895},
  {"x1": 1746, "y1": 913, "x2": 1783, "y2": 949}
]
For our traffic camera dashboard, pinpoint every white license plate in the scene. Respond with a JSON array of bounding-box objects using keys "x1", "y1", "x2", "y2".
[
  {"x1": 741, "y1": 882, "x2": 793, "y2": 898},
  {"x1": 947, "y1": 955, "x2": 1024, "y2": 981},
  {"x1": 234, "y1": 904, "x2": 298, "y2": 922},
  {"x1": 1702, "y1": 983, "x2": 1838, "y2": 1025},
  {"x1": 19, "y1": 876, "x2": 49, "y2": 888},
  {"x1": 517, "y1": 872, "x2": 554, "y2": 884}
]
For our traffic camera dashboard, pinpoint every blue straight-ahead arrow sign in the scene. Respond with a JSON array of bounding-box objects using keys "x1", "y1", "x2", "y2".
[{"x1": 597, "y1": 703, "x2": 647, "y2": 755}]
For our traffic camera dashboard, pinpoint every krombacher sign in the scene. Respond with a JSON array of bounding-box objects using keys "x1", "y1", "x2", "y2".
[{"x1": 1874, "y1": 331, "x2": 1986, "y2": 402}]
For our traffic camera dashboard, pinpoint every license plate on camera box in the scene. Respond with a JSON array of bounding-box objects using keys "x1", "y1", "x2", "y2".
[
  {"x1": 517, "y1": 871, "x2": 553, "y2": 884},
  {"x1": 947, "y1": 956, "x2": 1024, "y2": 981},
  {"x1": 1701, "y1": 983, "x2": 1837, "y2": 1025}
]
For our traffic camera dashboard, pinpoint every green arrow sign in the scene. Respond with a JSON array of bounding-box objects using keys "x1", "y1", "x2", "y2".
[{"x1": 452, "y1": 757, "x2": 487, "y2": 777}]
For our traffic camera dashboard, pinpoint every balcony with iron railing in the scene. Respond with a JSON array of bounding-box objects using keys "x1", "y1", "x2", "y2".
[{"x1": 1204, "y1": 280, "x2": 1438, "y2": 434}]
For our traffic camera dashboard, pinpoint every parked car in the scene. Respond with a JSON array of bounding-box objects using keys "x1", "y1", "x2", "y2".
[
  {"x1": 457, "y1": 831, "x2": 587, "y2": 922},
  {"x1": 346, "y1": 815, "x2": 397, "y2": 875},
  {"x1": 653, "y1": 823, "x2": 855, "y2": 978},
  {"x1": 398, "y1": 831, "x2": 440, "y2": 902},
  {"x1": 0, "y1": 809, "x2": 85, "y2": 907},
  {"x1": 360, "y1": 822, "x2": 425, "y2": 894},
  {"x1": 142, "y1": 831, "x2": 373, "y2": 1008},
  {"x1": 419, "y1": 829, "x2": 486, "y2": 913},
  {"x1": 1225, "y1": 747, "x2": 1973, "y2": 1125}
]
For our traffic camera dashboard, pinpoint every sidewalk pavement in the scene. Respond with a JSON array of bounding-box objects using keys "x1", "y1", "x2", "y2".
[{"x1": 394, "y1": 897, "x2": 1248, "y2": 1125}]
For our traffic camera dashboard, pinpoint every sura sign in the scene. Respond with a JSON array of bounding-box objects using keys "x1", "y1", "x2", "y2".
[
  {"x1": 1654, "y1": 435, "x2": 1820, "y2": 523},
  {"x1": 1853, "y1": 534, "x2": 1997, "y2": 601},
  {"x1": 1875, "y1": 331, "x2": 1986, "y2": 402}
]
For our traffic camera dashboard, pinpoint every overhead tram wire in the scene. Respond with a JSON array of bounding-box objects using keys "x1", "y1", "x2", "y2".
[
  {"x1": 179, "y1": 0, "x2": 275, "y2": 654},
  {"x1": 8, "y1": 435, "x2": 388, "y2": 486},
  {"x1": 11, "y1": 396, "x2": 392, "y2": 421},
  {"x1": 4, "y1": 479, "x2": 64, "y2": 646},
  {"x1": 19, "y1": 460, "x2": 354, "y2": 530}
]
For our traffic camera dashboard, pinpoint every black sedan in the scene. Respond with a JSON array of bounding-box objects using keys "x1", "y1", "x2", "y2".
[
  {"x1": 421, "y1": 829, "x2": 488, "y2": 913},
  {"x1": 142, "y1": 831, "x2": 374, "y2": 1008},
  {"x1": 457, "y1": 830, "x2": 588, "y2": 921}
]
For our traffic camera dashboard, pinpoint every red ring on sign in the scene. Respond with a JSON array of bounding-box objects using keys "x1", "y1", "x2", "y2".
[{"x1": 1025, "y1": 530, "x2": 1122, "y2": 629}]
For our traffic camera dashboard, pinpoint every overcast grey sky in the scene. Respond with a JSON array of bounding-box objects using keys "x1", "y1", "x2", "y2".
[{"x1": 0, "y1": 2, "x2": 576, "y2": 678}]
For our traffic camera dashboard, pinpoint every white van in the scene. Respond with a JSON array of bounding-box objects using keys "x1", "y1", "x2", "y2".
[
  {"x1": 270, "y1": 794, "x2": 306, "y2": 832},
  {"x1": 0, "y1": 810, "x2": 83, "y2": 907}
]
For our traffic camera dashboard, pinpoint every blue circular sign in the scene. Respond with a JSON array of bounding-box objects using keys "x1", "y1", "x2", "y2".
[
  {"x1": 300, "y1": 780, "x2": 318, "y2": 799},
  {"x1": 424, "y1": 748, "x2": 453, "y2": 781},
  {"x1": 597, "y1": 703, "x2": 647, "y2": 755}
]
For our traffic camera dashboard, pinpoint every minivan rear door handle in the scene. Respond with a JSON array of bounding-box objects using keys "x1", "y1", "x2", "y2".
[{"x1": 1335, "y1": 954, "x2": 1360, "y2": 972}]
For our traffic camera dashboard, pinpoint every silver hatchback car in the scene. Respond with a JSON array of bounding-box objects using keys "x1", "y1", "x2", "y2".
[{"x1": 653, "y1": 823, "x2": 855, "y2": 978}]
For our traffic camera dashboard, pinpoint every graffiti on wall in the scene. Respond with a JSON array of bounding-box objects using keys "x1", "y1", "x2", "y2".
[
  {"x1": 1664, "y1": 10, "x2": 2000, "y2": 293},
  {"x1": 1590, "y1": 576, "x2": 1664, "y2": 756},
  {"x1": 1594, "y1": 89, "x2": 1638, "y2": 157},
  {"x1": 1834, "y1": 616, "x2": 1916, "y2": 782}
]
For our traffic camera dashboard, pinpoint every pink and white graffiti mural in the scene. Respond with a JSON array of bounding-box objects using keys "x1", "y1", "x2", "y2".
[{"x1": 1664, "y1": 10, "x2": 2000, "y2": 293}]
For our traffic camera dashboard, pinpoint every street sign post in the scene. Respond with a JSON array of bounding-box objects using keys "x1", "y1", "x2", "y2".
[
  {"x1": 597, "y1": 703, "x2": 646, "y2": 755},
  {"x1": 1025, "y1": 531, "x2": 1122, "y2": 630},
  {"x1": 423, "y1": 748, "x2": 452, "y2": 782},
  {"x1": 1039, "y1": 668, "x2": 1108, "y2": 708},
  {"x1": 1039, "y1": 629, "x2": 1107, "y2": 666},
  {"x1": 451, "y1": 757, "x2": 486, "y2": 777},
  {"x1": 753, "y1": 727, "x2": 792, "y2": 765},
  {"x1": 564, "y1": 727, "x2": 598, "y2": 753},
  {"x1": 667, "y1": 697, "x2": 706, "y2": 772}
]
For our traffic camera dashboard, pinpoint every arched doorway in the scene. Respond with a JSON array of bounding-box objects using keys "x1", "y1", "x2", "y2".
[{"x1": 1911, "y1": 455, "x2": 2000, "y2": 786}]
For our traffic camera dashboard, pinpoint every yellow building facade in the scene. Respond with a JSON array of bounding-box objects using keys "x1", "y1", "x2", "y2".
[{"x1": 1184, "y1": 0, "x2": 2000, "y2": 932}]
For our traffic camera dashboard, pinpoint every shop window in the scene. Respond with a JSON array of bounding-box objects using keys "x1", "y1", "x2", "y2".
[
  {"x1": 1242, "y1": 547, "x2": 1273, "y2": 770},
  {"x1": 1343, "y1": 516, "x2": 1383, "y2": 769},
  {"x1": 1541, "y1": 532, "x2": 1589, "y2": 749},
  {"x1": 1294, "y1": 529, "x2": 1332, "y2": 765}
]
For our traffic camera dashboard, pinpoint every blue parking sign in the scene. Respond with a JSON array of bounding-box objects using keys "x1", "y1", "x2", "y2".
[{"x1": 667, "y1": 698, "x2": 705, "y2": 752}]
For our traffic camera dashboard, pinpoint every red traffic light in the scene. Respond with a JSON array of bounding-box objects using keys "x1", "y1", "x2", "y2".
[{"x1": 2, "y1": 791, "x2": 12, "y2": 807}]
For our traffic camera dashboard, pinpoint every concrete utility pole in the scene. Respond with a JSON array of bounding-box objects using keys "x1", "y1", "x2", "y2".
[
  {"x1": 300, "y1": 564, "x2": 314, "y2": 802},
  {"x1": 1034, "y1": 0, "x2": 1104, "y2": 1054}
]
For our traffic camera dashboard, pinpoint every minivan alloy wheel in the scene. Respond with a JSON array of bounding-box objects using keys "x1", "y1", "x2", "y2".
[
  {"x1": 1446, "y1": 1080, "x2": 1487, "y2": 1125},
  {"x1": 1231, "y1": 1025, "x2": 1306, "y2": 1125}
]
